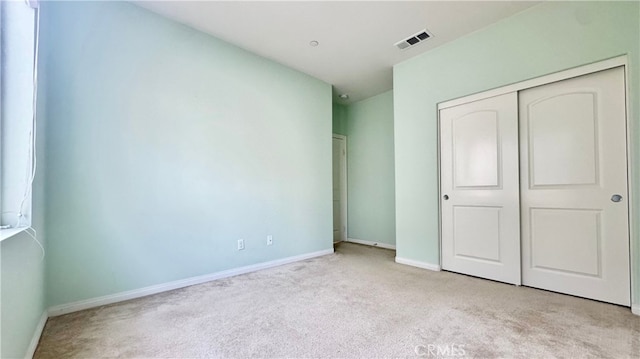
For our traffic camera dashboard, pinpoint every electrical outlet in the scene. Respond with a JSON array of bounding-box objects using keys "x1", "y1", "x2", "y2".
[
  {"x1": 238, "y1": 239, "x2": 245, "y2": 250},
  {"x1": 267, "y1": 235, "x2": 273, "y2": 246}
]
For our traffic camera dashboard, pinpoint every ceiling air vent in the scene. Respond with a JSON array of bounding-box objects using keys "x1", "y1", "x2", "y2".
[{"x1": 395, "y1": 29, "x2": 432, "y2": 50}]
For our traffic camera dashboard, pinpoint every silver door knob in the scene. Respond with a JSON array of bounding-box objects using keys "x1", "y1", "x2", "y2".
[
  {"x1": 443, "y1": 194, "x2": 449, "y2": 200},
  {"x1": 611, "y1": 194, "x2": 623, "y2": 202}
]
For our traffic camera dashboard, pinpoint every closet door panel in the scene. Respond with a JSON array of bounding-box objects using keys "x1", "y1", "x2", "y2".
[
  {"x1": 440, "y1": 92, "x2": 521, "y2": 285},
  {"x1": 520, "y1": 66, "x2": 630, "y2": 306}
]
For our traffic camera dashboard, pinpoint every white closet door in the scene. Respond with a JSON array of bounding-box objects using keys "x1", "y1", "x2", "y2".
[
  {"x1": 332, "y1": 135, "x2": 347, "y2": 242},
  {"x1": 440, "y1": 92, "x2": 521, "y2": 285},
  {"x1": 519, "y1": 67, "x2": 630, "y2": 306}
]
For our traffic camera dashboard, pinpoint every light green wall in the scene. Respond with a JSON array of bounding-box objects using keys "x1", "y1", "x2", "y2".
[
  {"x1": 43, "y1": 1, "x2": 332, "y2": 307},
  {"x1": 1, "y1": 51, "x2": 48, "y2": 358},
  {"x1": 332, "y1": 102, "x2": 347, "y2": 136},
  {"x1": 0, "y1": 235, "x2": 45, "y2": 358},
  {"x1": 394, "y1": 1, "x2": 640, "y2": 304},
  {"x1": 346, "y1": 91, "x2": 395, "y2": 245}
]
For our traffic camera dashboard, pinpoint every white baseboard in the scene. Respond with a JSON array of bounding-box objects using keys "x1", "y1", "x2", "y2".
[
  {"x1": 346, "y1": 238, "x2": 396, "y2": 250},
  {"x1": 632, "y1": 304, "x2": 640, "y2": 316},
  {"x1": 24, "y1": 310, "x2": 48, "y2": 359},
  {"x1": 48, "y1": 248, "x2": 334, "y2": 317},
  {"x1": 395, "y1": 256, "x2": 441, "y2": 272}
]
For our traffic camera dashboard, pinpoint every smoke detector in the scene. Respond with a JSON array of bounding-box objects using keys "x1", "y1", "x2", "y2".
[{"x1": 394, "y1": 29, "x2": 432, "y2": 50}]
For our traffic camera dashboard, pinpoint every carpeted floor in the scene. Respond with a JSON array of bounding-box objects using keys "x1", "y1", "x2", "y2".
[{"x1": 35, "y1": 242, "x2": 639, "y2": 358}]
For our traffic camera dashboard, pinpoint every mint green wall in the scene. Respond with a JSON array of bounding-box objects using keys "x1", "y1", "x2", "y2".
[
  {"x1": 1, "y1": 54, "x2": 48, "y2": 357},
  {"x1": 346, "y1": 91, "x2": 395, "y2": 245},
  {"x1": 43, "y1": 1, "x2": 332, "y2": 307},
  {"x1": 332, "y1": 103, "x2": 347, "y2": 136},
  {"x1": 394, "y1": 1, "x2": 640, "y2": 304},
  {"x1": 1, "y1": 235, "x2": 45, "y2": 358}
]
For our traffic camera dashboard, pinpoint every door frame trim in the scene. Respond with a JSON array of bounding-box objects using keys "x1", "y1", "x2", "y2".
[
  {"x1": 439, "y1": 55, "x2": 627, "y2": 109},
  {"x1": 436, "y1": 55, "x2": 636, "y2": 308},
  {"x1": 332, "y1": 134, "x2": 348, "y2": 242}
]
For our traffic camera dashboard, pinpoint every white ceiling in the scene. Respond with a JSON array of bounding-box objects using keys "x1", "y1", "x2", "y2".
[{"x1": 135, "y1": 1, "x2": 540, "y2": 104}]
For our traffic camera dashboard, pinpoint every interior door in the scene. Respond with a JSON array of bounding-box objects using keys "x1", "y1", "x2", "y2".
[
  {"x1": 440, "y1": 92, "x2": 521, "y2": 285},
  {"x1": 332, "y1": 135, "x2": 347, "y2": 243},
  {"x1": 519, "y1": 67, "x2": 630, "y2": 306}
]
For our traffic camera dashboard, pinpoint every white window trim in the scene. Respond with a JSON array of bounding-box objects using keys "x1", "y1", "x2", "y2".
[{"x1": 0, "y1": 0, "x2": 39, "y2": 242}]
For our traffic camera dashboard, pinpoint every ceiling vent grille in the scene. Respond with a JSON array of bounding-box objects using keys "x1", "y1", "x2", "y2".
[{"x1": 395, "y1": 29, "x2": 432, "y2": 50}]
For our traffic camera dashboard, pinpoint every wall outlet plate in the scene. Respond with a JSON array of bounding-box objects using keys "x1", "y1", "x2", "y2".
[
  {"x1": 267, "y1": 235, "x2": 273, "y2": 246},
  {"x1": 238, "y1": 239, "x2": 245, "y2": 250}
]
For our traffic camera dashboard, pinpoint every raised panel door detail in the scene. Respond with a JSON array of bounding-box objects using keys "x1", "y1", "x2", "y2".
[
  {"x1": 529, "y1": 208, "x2": 601, "y2": 277},
  {"x1": 453, "y1": 111, "x2": 500, "y2": 188},
  {"x1": 453, "y1": 206, "x2": 501, "y2": 262},
  {"x1": 520, "y1": 67, "x2": 629, "y2": 306},
  {"x1": 440, "y1": 92, "x2": 520, "y2": 285},
  {"x1": 528, "y1": 92, "x2": 599, "y2": 187}
]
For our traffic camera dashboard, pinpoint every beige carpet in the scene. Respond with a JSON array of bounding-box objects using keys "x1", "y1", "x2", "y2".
[{"x1": 35, "y1": 243, "x2": 639, "y2": 358}]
